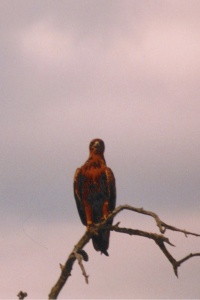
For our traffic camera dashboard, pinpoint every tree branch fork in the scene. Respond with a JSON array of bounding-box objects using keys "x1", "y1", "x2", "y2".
[{"x1": 48, "y1": 204, "x2": 200, "y2": 299}]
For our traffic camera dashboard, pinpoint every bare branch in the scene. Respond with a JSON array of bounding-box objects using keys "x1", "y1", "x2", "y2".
[
  {"x1": 176, "y1": 252, "x2": 200, "y2": 268},
  {"x1": 102, "y1": 222, "x2": 200, "y2": 278},
  {"x1": 48, "y1": 231, "x2": 91, "y2": 299},
  {"x1": 106, "y1": 204, "x2": 200, "y2": 237},
  {"x1": 108, "y1": 223, "x2": 175, "y2": 246},
  {"x1": 48, "y1": 204, "x2": 200, "y2": 299},
  {"x1": 73, "y1": 251, "x2": 89, "y2": 284}
]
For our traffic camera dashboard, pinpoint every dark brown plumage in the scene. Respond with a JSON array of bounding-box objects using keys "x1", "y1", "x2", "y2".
[{"x1": 74, "y1": 138, "x2": 116, "y2": 256}]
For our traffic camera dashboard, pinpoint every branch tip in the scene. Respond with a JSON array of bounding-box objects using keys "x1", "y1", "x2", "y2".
[{"x1": 173, "y1": 266, "x2": 178, "y2": 278}]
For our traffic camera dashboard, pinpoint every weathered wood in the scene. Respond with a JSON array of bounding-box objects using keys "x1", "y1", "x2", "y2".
[{"x1": 48, "y1": 204, "x2": 200, "y2": 299}]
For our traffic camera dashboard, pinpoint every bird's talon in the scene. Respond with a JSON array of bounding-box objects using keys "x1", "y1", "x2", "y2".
[{"x1": 86, "y1": 225, "x2": 92, "y2": 231}]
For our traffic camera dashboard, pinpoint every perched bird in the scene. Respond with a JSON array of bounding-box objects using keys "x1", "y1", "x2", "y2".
[{"x1": 74, "y1": 138, "x2": 116, "y2": 256}]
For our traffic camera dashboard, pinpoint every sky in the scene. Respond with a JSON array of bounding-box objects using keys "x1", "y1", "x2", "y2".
[{"x1": 1, "y1": 0, "x2": 200, "y2": 298}]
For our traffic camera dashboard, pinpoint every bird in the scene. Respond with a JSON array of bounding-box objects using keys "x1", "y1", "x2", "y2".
[{"x1": 74, "y1": 138, "x2": 116, "y2": 256}]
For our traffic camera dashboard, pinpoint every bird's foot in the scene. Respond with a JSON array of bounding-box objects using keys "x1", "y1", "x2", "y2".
[
  {"x1": 86, "y1": 219, "x2": 93, "y2": 230},
  {"x1": 99, "y1": 215, "x2": 108, "y2": 223},
  {"x1": 86, "y1": 223, "x2": 99, "y2": 235}
]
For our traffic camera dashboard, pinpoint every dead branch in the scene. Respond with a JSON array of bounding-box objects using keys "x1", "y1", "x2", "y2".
[
  {"x1": 48, "y1": 204, "x2": 200, "y2": 299},
  {"x1": 107, "y1": 204, "x2": 200, "y2": 237},
  {"x1": 106, "y1": 223, "x2": 200, "y2": 277},
  {"x1": 108, "y1": 222, "x2": 175, "y2": 246},
  {"x1": 73, "y1": 250, "x2": 89, "y2": 284},
  {"x1": 48, "y1": 230, "x2": 91, "y2": 299}
]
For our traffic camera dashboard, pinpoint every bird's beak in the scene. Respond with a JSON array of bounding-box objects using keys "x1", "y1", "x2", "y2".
[{"x1": 94, "y1": 141, "x2": 100, "y2": 147}]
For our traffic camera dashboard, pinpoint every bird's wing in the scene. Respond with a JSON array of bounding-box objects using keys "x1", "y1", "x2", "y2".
[
  {"x1": 105, "y1": 167, "x2": 116, "y2": 213},
  {"x1": 73, "y1": 168, "x2": 87, "y2": 225}
]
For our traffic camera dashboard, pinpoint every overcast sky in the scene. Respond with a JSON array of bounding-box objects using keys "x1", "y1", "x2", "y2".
[{"x1": 1, "y1": 0, "x2": 200, "y2": 298}]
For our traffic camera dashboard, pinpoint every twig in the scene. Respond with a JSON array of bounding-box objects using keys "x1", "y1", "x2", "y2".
[
  {"x1": 48, "y1": 231, "x2": 91, "y2": 299},
  {"x1": 73, "y1": 251, "x2": 89, "y2": 284}
]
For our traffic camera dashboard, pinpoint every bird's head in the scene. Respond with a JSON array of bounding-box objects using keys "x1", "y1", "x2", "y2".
[{"x1": 89, "y1": 138, "x2": 105, "y2": 155}]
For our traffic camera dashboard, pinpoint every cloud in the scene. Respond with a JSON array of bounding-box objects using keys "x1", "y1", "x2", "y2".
[
  {"x1": 1, "y1": 1, "x2": 200, "y2": 297},
  {"x1": 19, "y1": 16, "x2": 74, "y2": 68}
]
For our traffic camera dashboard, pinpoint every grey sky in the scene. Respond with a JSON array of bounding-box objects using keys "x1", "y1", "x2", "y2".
[{"x1": 1, "y1": 0, "x2": 200, "y2": 298}]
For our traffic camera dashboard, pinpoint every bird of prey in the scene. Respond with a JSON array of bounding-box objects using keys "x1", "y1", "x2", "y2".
[{"x1": 74, "y1": 138, "x2": 116, "y2": 256}]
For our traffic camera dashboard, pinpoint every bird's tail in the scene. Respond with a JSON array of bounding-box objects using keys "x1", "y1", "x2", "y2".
[{"x1": 92, "y1": 229, "x2": 110, "y2": 256}]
